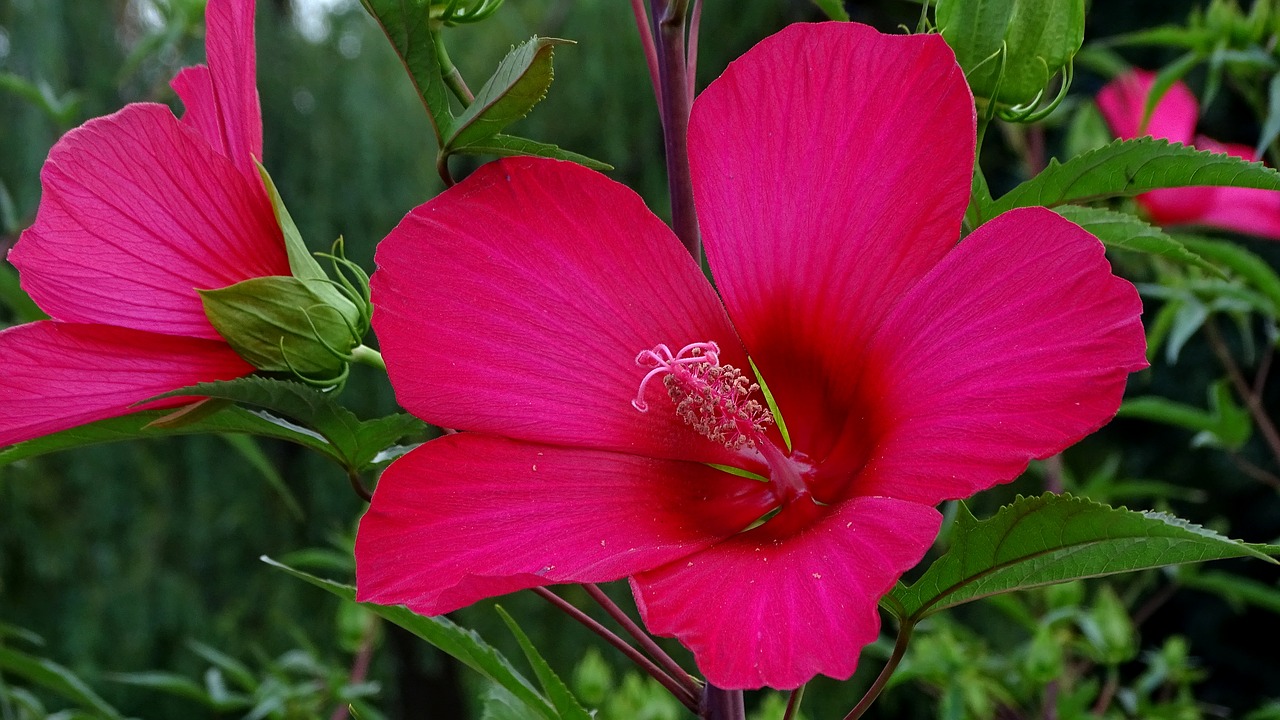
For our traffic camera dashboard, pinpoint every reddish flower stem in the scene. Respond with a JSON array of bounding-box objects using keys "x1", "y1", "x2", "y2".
[
  {"x1": 329, "y1": 617, "x2": 378, "y2": 720},
  {"x1": 648, "y1": 0, "x2": 701, "y2": 260},
  {"x1": 531, "y1": 587, "x2": 699, "y2": 711},
  {"x1": 783, "y1": 685, "x2": 806, "y2": 720},
  {"x1": 580, "y1": 584, "x2": 697, "y2": 693},
  {"x1": 700, "y1": 685, "x2": 745, "y2": 720},
  {"x1": 630, "y1": 0, "x2": 663, "y2": 115},
  {"x1": 686, "y1": 0, "x2": 702, "y2": 100},
  {"x1": 843, "y1": 621, "x2": 914, "y2": 720}
]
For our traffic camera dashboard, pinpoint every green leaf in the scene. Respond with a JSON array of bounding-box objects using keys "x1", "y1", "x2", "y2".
[
  {"x1": 1054, "y1": 205, "x2": 1222, "y2": 276},
  {"x1": 1256, "y1": 72, "x2": 1280, "y2": 161},
  {"x1": 495, "y1": 606, "x2": 592, "y2": 720},
  {"x1": 0, "y1": 264, "x2": 47, "y2": 324},
  {"x1": 452, "y1": 133, "x2": 613, "y2": 171},
  {"x1": 0, "y1": 646, "x2": 125, "y2": 720},
  {"x1": 987, "y1": 137, "x2": 1280, "y2": 219},
  {"x1": 1099, "y1": 25, "x2": 1214, "y2": 51},
  {"x1": 890, "y1": 493, "x2": 1273, "y2": 621},
  {"x1": 221, "y1": 434, "x2": 304, "y2": 520},
  {"x1": 149, "y1": 377, "x2": 428, "y2": 472},
  {"x1": 1178, "y1": 235, "x2": 1280, "y2": 315},
  {"x1": 1181, "y1": 568, "x2": 1280, "y2": 615},
  {"x1": 1117, "y1": 380, "x2": 1251, "y2": 451},
  {"x1": 262, "y1": 557, "x2": 558, "y2": 720},
  {"x1": 106, "y1": 671, "x2": 237, "y2": 709},
  {"x1": 187, "y1": 640, "x2": 258, "y2": 693},
  {"x1": 446, "y1": 37, "x2": 570, "y2": 150},
  {"x1": 359, "y1": 0, "x2": 455, "y2": 142},
  {"x1": 0, "y1": 406, "x2": 342, "y2": 470},
  {"x1": 1142, "y1": 52, "x2": 1200, "y2": 132},
  {"x1": 811, "y1": 0, "x2": 850, "y2": 21}
]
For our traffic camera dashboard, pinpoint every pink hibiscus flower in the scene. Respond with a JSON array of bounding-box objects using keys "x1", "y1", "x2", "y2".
[
  {"x1": 356, "y1": 23, "x2": 1147, "y2": 689},
  {"x1": 1097, "y1": 69, "x2": 1280, "y2": 239},
  {"x1": 0, "y1": 0, "x2": 289, "y2": 446}
]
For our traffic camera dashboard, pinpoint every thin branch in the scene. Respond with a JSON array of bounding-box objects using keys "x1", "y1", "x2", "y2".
[
  {"x1": 329, "y1": 618, "x2": 378, "y2": 720},
  {"x1": 844, "y1": 621, "x2": 915, "y2": 720},
  {"x1": 580, "y1": 584, "x2": 696, "y2": 692},
  {"x1": 649, "y1": 0, "x2": 700, "y2": 260},
  {"x1": 686, "y1": 0, "x2": 702, "y2": 100},
  {"x1": 1206, "y1": 321, "x2": 1280, "y2": 475},
  {"x1": 1091, "y1": 667, "x2": 1120, "y2": 716},
  {"x1": 1131, "y1": 581, "x2": 1180, "y2": 628},
  {"x1": 1231, "y1": 453, "x2": 1280, "y2": 491},
  {"x1": 346, "y1": 468, "x2": 373, "y2": 503},
  {"x1": 629, "y1": 0, "x2": 663, "y2": 114},
  {"x1": 783, "y1": 686, "x2": 806, "y2": 720},
  {"x1": 1254, "y1": 342, "x2": 1274, "y2": 397},
  {"x1": 531, "y1": 587, "x2": 698, "y2": 711}
]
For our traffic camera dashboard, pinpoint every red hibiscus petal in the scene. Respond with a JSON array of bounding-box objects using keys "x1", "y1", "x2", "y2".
[
  {"x1": 1096, "y1": 71, "x2": 1217, "y2": 226},
  {"x1": 371, "y1": 157, "x2": 751, "y2": 464},
  {"x1": 689, "y1": 22, "x2": 976, "y2": 463},
  {"x1": 633, "y1": 496, "x2": 941, "y2": 690},
  {"x1": 10, "y1": 103, "x2": 288, "y2": 340},
  {"x1": 354, "y1": 433, "x2": 775, "y2": 614},
  {"x1": 0, "y1": 321, "x2": 252, "y2": 447},
  {"x1": 845, "y1": 207, "x2": 1147, "y2": 505},
  {"x1": 1096, "y1": 70, "x2": 1198, "y2": 144},
  {"x1": 171, "y1": 0, "x2": 263, "y2": 179},
  {"x1": 1176, "y1": 137, "x2": 1280, "y2": 239}
]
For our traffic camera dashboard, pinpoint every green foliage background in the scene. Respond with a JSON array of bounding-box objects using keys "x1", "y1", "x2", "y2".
[{"x1": 2, "y1": 0, "x2": 1279, "y2": 718}]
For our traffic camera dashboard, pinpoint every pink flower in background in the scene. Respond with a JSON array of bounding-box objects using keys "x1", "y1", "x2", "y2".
[
  {"x1": 1097, "y1": 69, "x2": 1280, "y2": 239},
  {"x1": 0, "y1": 0, "x2": 289, "y2": 446},
  {"x1": 356, "y1": 23, "x2": 1147, "y2": 689}
]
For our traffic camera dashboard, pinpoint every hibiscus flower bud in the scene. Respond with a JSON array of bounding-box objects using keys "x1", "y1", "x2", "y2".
[
  {"x1": 430, "y1": 0, "x2": 503, "y2": 25},
  {"x1": 936, "y1": 0, "x2": 1084, "y2": 110},
  {"x1": 199, "y1": 273, "x2": 367, "y2": 379}
]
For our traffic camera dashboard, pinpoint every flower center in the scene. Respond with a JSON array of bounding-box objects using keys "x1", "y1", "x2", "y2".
[{"x1": 631, "y1": 341, "x2": 774, "y2": 451}]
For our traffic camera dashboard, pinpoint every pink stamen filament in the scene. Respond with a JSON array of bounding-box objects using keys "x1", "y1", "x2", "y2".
[
  {"x1": 631, "y1": 340, "x2": 815, "y2": 510},
  {"x1": 632, "y1": 341, "x2": 721, "y2": 412}
]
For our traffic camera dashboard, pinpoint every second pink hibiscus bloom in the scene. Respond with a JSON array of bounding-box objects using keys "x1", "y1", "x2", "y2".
[
  {"x1": 357, "y1": 23, "x2": 1148, "y2": 689},
  {"x1": 1098, "y1": 69, "x2": 1280, "y2": 239}
]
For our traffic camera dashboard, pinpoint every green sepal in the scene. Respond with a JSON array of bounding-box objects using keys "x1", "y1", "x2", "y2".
[
  {"x1": 200, "y1": 276, "x2": 362, "y2": 376},
  {"x1": 937, "y1": 0, "x2": 1084, "y2": 106},
  {"x1": 256, "y1": 162, "x2": 356, "y2": 312},
  {"x1": 445, "y1": 37, "x2": 571, "y2": 151}
]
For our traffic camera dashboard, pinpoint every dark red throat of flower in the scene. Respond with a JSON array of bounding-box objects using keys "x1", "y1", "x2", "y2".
[{"x1": 632, "y1": 341, "x2": 812, "y2": 504}]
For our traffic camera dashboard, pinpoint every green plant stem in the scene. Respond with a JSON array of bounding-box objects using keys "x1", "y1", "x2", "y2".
[
  {"x1": 531, "y1": 587, "x2": 699, "y2": 711},
  {"x1": 843, "y1": 621, "x2": 915, "y2": 720},
  {"x1": 783, "y1": 685, "x2": 806, "y2": 720},
  {"x1": 432, "y1": 27, "x2": 474, "y2": 106},
  {"x1": 580, "y1": 584, "x2": 697, "y2": 694},
  {"x1": 350, "y1": 345, "x2": 386, "y2": 371}
]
